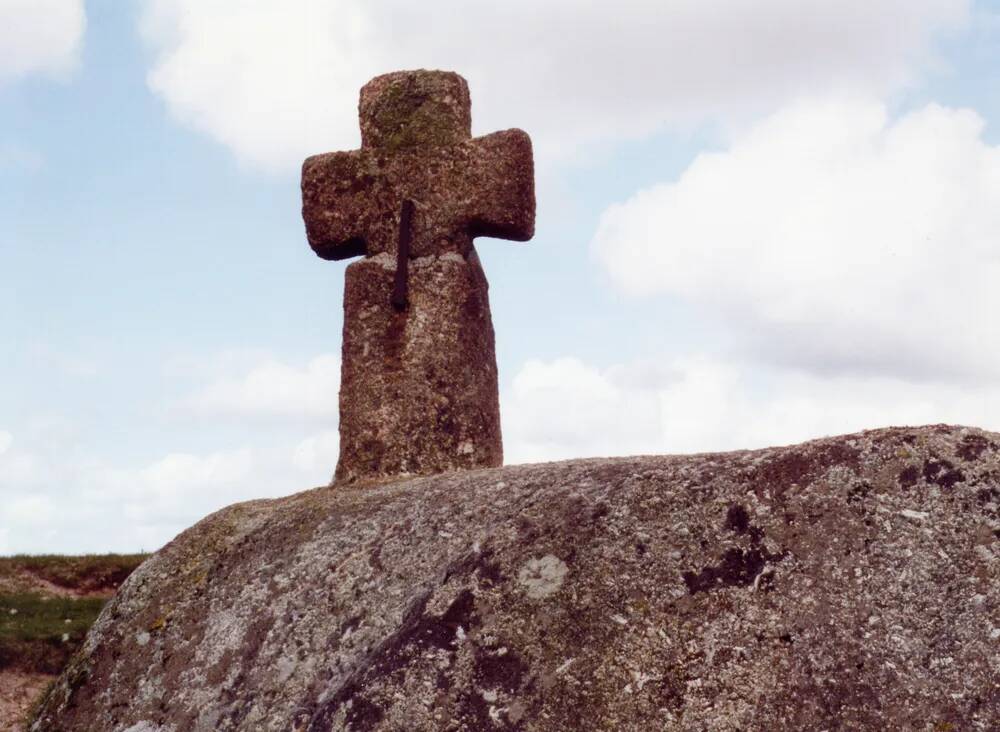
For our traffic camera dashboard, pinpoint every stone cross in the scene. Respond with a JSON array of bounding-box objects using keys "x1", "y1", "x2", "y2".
[{"x1": 301, "y1": 70, "x2": 535, "y2": 484}]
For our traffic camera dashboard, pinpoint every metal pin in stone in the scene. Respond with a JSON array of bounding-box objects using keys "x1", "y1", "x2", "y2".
[{"x1": 391, "y1": 199, "x2": 415, "y2": 311}]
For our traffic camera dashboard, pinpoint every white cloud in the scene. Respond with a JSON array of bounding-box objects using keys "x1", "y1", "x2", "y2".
[
  {"x1": 0, "y1": 433, "x2": 338, "y2": 554},
  {"x1": 0, "y1": 0, "x2": 86, "y2": 82},
  {"x1": 138, "y1": 0, "x2": 968, "y2": 170},
  {"x1": 292, "y1": 430, "x2": 339, "y2": 479},
  {"x1": 502, "y1": 355, "x2": 1000, "y2": 464},
  {"x1": 502, "y1": 358, "x2": 667, "y2": 463},
  {"x1": 137, "y1": 449, "x2": 254, "y2": 495},
  {"x1": 99, "y1": 438, "x2": 337, "y2": 539},
  {"x1": 5, "y1": 346, "x2": 997, "y2": 552},
  {"x1": 113, "y1": 448, "x2": 258, "y2": 525},
  {"x1": 0, "y1": 353, "x2": 346, "y2": 553},
  {"x1": 594, "y1": 97, "x2": 1000, "y2": 382},
  {"x1": 177, "y1": 354, "x2": 340, "y2": 420}
]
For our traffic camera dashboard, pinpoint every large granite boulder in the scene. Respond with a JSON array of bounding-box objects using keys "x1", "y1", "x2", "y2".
[{"x1": 32, "y1": 426, "x2": 1000, "y2": 730}]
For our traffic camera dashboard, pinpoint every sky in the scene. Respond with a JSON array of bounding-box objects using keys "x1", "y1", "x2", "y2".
[{"x1": 2, "y1": 0, "x2": 1000, "y2": 554}]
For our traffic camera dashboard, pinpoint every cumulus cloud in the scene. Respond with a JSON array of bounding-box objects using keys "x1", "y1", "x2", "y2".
[
  {"x1": 292, "y1": 430, "x2": 340, "y2": 478},
  {"x1": 0, "y1": 0, "x2": 86, "y2": 82},
  {"x1": 177, "y1": 354, "x2": 340, "y2": 420},
  {"x1": 594, "y1": 97, "x2": 1000, "y2": 382},
  {"x1": 138, "y1": 0, "x2": 968, "y2": 170},
  {"x1": 6, "y1": 344, "x2": 998, "y2": 552},
  {"x1": 502, "y1": 355, "x2": 1000, "y2": 464},
  {"x1": 0, "y1": 433, "x2": 338, "y2": 554},
  {"x1": 502, "y1": 358, "x2": 667, "y2": 463},
  {"x1": 0, "y1": 350, "x2": 350, "y2": 553},
  {"x1": 100, "y1": 437, "x2": 337, "y2": 538}
]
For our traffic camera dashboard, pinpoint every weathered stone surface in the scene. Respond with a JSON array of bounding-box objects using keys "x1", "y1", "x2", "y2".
[
  {"x1": 339, "y1": 252, "x2": 501, "y2": 481},
  {"x1": 33, "y1": 426, "x2": 1000, "y2": 730},
  {"x1": 301, "y1": 70, "x2": 535, "y2": 483}
]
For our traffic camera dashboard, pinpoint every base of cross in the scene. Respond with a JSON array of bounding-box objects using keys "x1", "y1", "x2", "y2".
[{"x1": 334, "y1": 248, "x2": 503, "y2": 484}]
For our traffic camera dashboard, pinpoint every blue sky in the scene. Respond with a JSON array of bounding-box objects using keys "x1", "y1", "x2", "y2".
[{"x1": 2, "y1": 0, "x2": 1000, "y2": 553}]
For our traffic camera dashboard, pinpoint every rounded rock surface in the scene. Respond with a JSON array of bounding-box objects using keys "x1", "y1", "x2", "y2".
[{"x1": 31, "y1": 425, "x2": 1000, "y2": 731}]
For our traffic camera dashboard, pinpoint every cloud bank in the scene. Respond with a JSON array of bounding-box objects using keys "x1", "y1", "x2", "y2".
[
  {"x1": 0, "y1": 0, "x2": 86, "y2": 82},
  {"x1": 594, "y1": 97, "x2": 1000, "y2": 382},
  {"x1": 6, "y1": 341, "x2": 999, "y2": 553},
  {"x1": 0, "y1": 427, "x2": 339, "y2": 554},
  {"x1": 502, "y1": 355, "x2": 1000, "y2": 464},
  {"x1": 176, "y1": 354, "x2": 340, "y2": 420},
  {"x1": 138, "y1": 0, "x2": 968, "y2": 170}
]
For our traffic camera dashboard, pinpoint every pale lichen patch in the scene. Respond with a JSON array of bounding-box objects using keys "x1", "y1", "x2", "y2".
[{"x1": 517, "y1": 555, "x2": 568, "y2": 600}]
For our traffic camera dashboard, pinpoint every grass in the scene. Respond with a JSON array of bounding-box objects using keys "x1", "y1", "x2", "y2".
[
  {"x1": 0, "y1": 554, "x2": 148, "y2": 674},
  {"x1": 0, "y1": 594, "x2": 107, "y2": 674},
  {"x1": 0, "y1": 554, "x2": 148, "y2": 594}
]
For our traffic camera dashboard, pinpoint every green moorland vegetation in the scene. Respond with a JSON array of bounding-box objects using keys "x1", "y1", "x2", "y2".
[{"x1": 0, "y1": 554, "x2": 148, "y2": 674}]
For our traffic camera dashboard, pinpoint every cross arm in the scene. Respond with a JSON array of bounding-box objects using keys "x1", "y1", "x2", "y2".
[
  {"x1": 465, "y1": 129, "x2": 535, "y2": 242},
  {"x1": 301, "y1": 150, "x2": 374, "y2": 260}
]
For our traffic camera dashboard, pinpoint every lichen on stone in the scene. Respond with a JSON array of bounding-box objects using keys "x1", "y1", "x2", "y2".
[
  {"x1": 30, "y1": 426, "x2": 1000, "y2": 731},
  {"x1": 300, "y1": 70, "x2": 535, "y2": 485},
  {"x1": 517, "y1": 555, "x2": 569, "y2": 600}
]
